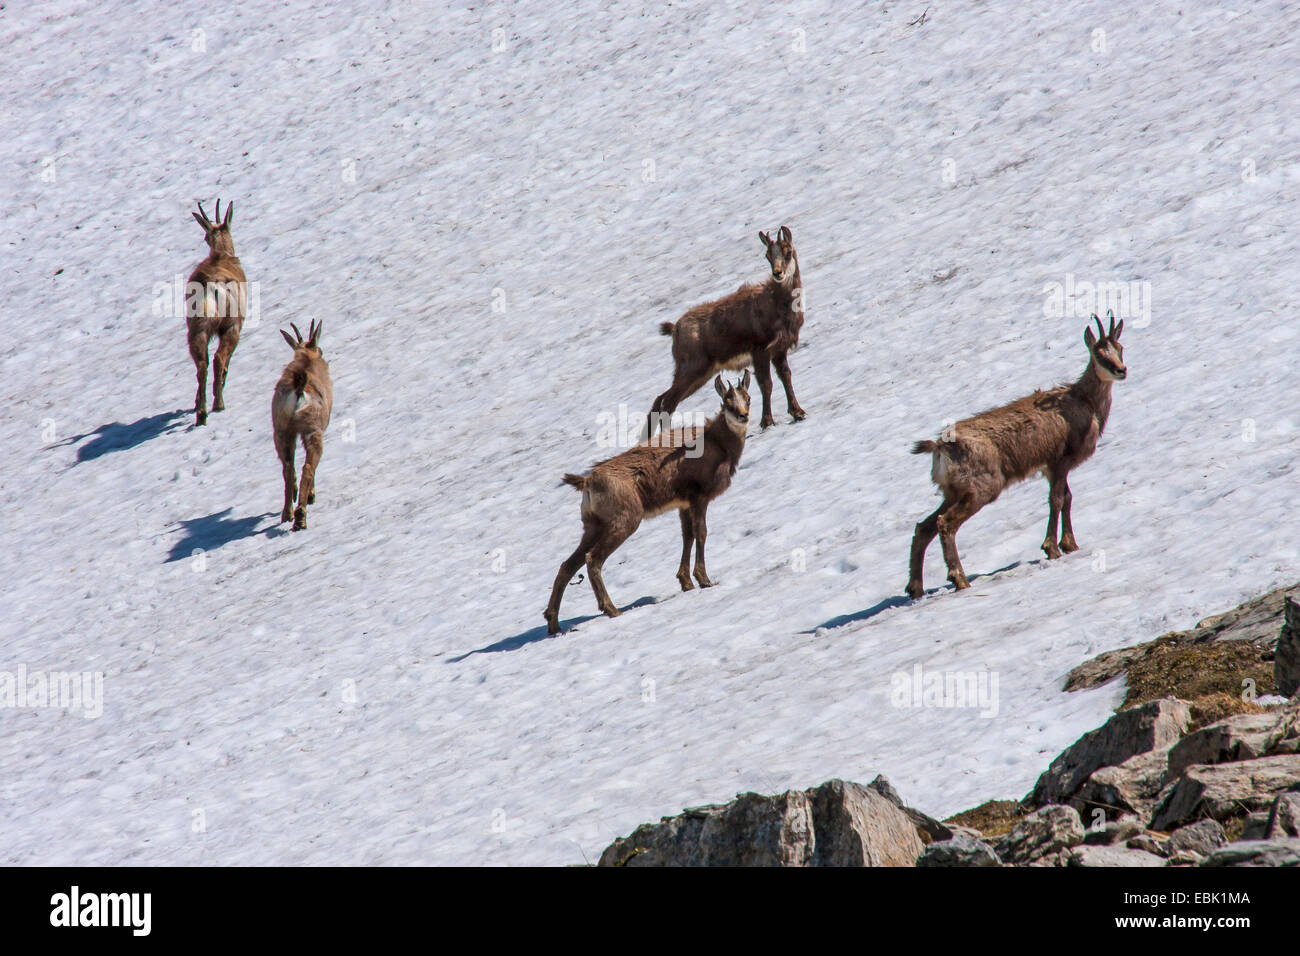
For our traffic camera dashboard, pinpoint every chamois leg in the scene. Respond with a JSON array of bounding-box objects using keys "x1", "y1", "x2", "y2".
[
  {"x1": 545, "y1": 522, "x2": 600, "y2": 634},
  {"x1": 937, "y1": 493, "x2": 979, "y2": 590},
  {"x1": 275, "y1": 430, "x2": 297, "y2": 524},
  {"x1": 689, "y1": 499, "x2": 714, "y2": 587},
  {"x1": 752, "y1": 352, "x2": 776, "y2": 429},
  {"x1": 648, "y1": 368, "x2": 710, "y2": 438},
  {"x1": 211, "y1": 323, "x2": 240, "y2": 413},
  {"x1": 906, "y1": 498, "x2": 950, "y2": 599},
  {"x1": 1042, "y1": 470, "x2": 1068, "y2": 559},
  {"x1": 1058, "y1": 475, "x2": 1079, "y2": 553},
  {"x1": 772, "y1": 351, "x2": 806, "y2": 422},
  {"x1": 190, "y1": 335, "x2": 210, "y2": 426},
  {"x1": 586, "y1": 515, "x2": 640, "y2": 618},
  {"x1": 293, "y1": 431, "x2": 324, "y2": 531},
  {"x1": 676, "y1": 509, "x2": 695, "y2": 591}
]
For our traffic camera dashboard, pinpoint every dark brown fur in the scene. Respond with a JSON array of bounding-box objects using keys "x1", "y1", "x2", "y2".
[
  {"x1": 186, "y1": 199, "x2": 246, "y2": 426},
  {"x1": 272, "y1": 321, "x2": 333, "y2": 531},
  {"x1": 648, "y1": 226, "x2": 805, "y2": 434},
  {"x1": 906, "y1": 314, "x2": 1127, "y2": 598},
  {"x1": 546, "y1": 372, "x2": 751, "y2": 634}
]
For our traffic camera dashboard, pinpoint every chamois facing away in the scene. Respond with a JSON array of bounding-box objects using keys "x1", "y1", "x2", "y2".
[
  {"x1": 546, "y1": 371, "x2": 752, "y2": 635},
  {"x1": 186, "y1": 199, "x2": 246, "y2": 426},
  {"x1": 906, "y1": 313, "x2": 1127, "y2": 600},
  {"x1": 273, "y1": 321, "x2": 332, "y2": 531},
  {"x1": 648, "y1": 226, "x2": 804, "y2": 436}
]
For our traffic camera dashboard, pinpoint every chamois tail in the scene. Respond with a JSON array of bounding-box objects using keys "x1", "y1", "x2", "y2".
[
  {"x1": 561, "y1": 474, "x2": 587, "y2": 490},
  {"x1": 658, "y1": 321, "x2": 675, "y2": 337},
  {"x1": 292, "y1": 368, "x2": 308, "y2": 398},
  {"x1": 911, "y1": 440, "x2": 937, "y2": 455}
]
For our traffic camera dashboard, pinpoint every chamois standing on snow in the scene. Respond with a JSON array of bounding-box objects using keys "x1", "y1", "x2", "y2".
[
  {"x1": 186, "y1": 199, "x2": 246, "y2": 426},
  {"x1": 546, "y1": 372, "x2": 752, "y2": 635},
  {"x1": 906, "y1": 313, "x2": 1127, "y2": 599},
  {"x1": 648, "y1": 226, "x2": 805, "y2": 435},
  {"x1": 272, "y1": 321, "x2": 332, "y2": 531}
]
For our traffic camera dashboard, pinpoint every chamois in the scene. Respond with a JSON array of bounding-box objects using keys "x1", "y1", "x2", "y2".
[
  {"x1": 272, "y1": 321, "x2": 332, "y2": 531},
  {"x1": 186, "y1": 199, "x2": 246, "y2": 426},
  {"x1": 648, "y1": 226, "x2": 805, "y2": 435},
  {"x1": 545, "y1": 371, "x2": 752, "y2": 635},
  {"x1": 906, "y1": 313, "x2": 1127, "y2": 599}
]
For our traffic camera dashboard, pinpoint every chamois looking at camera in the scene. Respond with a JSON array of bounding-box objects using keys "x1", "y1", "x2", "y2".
[
  {"x1": 546, "y1": 372, "x2": 752, "y2": 635},
  {"x1": 273, "y1": 321, "x2": 332, "y2": 531},
  {"x1": 906, "y1": 313, "x2": 1127, "y2": 599},
  {"x1": 648, "y1": 226, "x2": 805, "y2": 435},
  {"x1": 186, "y1": 199, "x2": 246, "y2": 426}
]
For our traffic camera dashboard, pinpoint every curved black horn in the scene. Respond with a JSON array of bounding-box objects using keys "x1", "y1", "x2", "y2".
[
  {"x1": 214, "y1": 199, "x2": 221, "y2": 224},
  {"x1": 1107, "y1": 309, "x2": 1117, "y2": 337},
  {"x1": 1093, "y1": 314, "x2": 1106, "y2": 342},
  {"x1": 223, "y1": 200, "x2": 233, "y2": 227}
]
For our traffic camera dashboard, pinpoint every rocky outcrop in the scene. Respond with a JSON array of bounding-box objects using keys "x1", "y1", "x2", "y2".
[
  {"x1": 1150, "y1": 754, "x2": 1300, "y2": 831},
  {"x1": 1278, "y1": 596, "x2": 1300, "y2": 698},
  {"x1": 1201, "y1": 839, "x2": 1300, "y2": 867},
  {"x1": 597, "y1": 777, "x2": 922, "y2": 867},
  {"x1": 994, "y1": 805, "x2": 1085, "y2": 866},
  {"x1": 1165, "y1": 819, "x2": 1226, "y2": 859},
  {"x1": 1166, "y1": 706, "x2": 1300, "y2": 777},
  {"x1": 1028, "y1": 698, "x2": 1191, "y2": 806},
  {"x1": 915, "y1": 832, "x2": 1000, "y2": 867},
  {"x1": 1069, "y1": 749, "x2": 1172, "y2": 821},
  {"x1": 1067, "y1": 845, "x2": 1164, "y2": 867}
]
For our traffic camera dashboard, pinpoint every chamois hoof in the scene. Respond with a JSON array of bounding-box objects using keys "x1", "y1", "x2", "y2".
[
  {"x1": 677, "y1": 574, "x2": 695, "y2": 592},
  {"x1": 1042, "y1": 543, "x2": 1062, "y2": 560},
  {"x1": 694, "y1": 573, "x2": 715, "y2": 588},
  {"x1": 760, "y1": 416, "x2": 776, "y2": 430},
  {"x1": 1060, "y1": 538, "x2": 1079, "y2": 554},
  {"x1": 292, "y1": 508, "x2": 307, "y2": 531},
  {"x1": 906, "y1": 580, "x2": 924, "y2": 600},
  {"x1": 280, "y1": 508, "x2": 293, "y2": 524},
  {"x1": 789, "y1": 409, "x2": 807, "y2": 422},
  {"x1": 212, "y1": 401, "x2": 225, "y2": 412},
  {"x1": 949, "y1": 571, "x2": 970, "y2": 590},
  {"x1": 601, "y1": 606, "x2": 621, "y2": 619},
  {"x1": 195, "y1": 412, "x2": 207, "y2": 427},
  {"x1": 544, "y1": 612, "x2": 561, "y2": 635}
]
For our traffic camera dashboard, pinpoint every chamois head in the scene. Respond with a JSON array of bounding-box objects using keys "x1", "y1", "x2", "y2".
[
  {"x1": 280, "y1": 320, "x2": 324, "y2": 356},
  {"x1": 1083, "y1": 311, "x2": 1126, "y2": 382},
  {"x1": 714, "y1": 370, "x2": 751, "y2": 432},
  {"x1": 192, "y1": 199, "x2": 236, "y2": 256},
  {"x1": 759, "y1": 225, "x2": 796, "y2": 283}
]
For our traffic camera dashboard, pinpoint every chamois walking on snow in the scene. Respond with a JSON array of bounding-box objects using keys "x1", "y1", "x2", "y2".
[
  {"x1": 272, "y1": 321, "x2": 332, "y2": 531},
  {"x1": 648, "y1": 226, "x2": 805, "y2": 435},
  {"x1": 546, "y1": 371, "x2": 752, "y2": 635},
  {"x1": 186, "y1": 199, "x2": 246, "y2": 426},
  {"x1": 906, "y1": 313, "x2": 1127, "y2": 599}
]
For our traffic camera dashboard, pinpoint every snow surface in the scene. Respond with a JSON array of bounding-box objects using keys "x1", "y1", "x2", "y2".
[{"x1": 1, "y1": 0, "x2": 1298, "y2": 865}]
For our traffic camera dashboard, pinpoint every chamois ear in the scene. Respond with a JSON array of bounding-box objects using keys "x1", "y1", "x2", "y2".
[
  {"x1": 740, "y1": 369, "x2": 751, "y2": 392},
  {"x1": 1083, "y1": 315, "x2": 1099, "y2": 350},
  {"x1": 280, "y1": 329, "x2": 298, "y2": 349},
  {"x1": 195, "y1": 201, "x2": 212, "y2": 229},
  {"x1": 758, "y1": 231, "x2": 772, "y2": 248},
  {"x1": 778, "y1": 225, "x2": 792, "y2": 244},
  {"x1": 223, "y1": 200, "x2": 233, "y2": 227},
  {"x1": 290, "y1": 322, "x2": 304, "y2": 344},
  {"x1": 192, "y1": 211, "x2": 209, "y2": 231},
  {"x1": 714, "y1": 375, "x2": 727, "y2": 398}
]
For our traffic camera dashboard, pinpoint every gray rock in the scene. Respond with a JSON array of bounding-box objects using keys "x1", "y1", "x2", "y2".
[
  {"x1": 865, "y1": 774, "x2": 953, "y2": 844},
  {"x1": 1262, "y1": 791, "x2": 1300, "y2": 838},
  {"x1": 995, "y1": 805, "x2": 1085, "y2": 865},
  {"x1": 1150, "y1": 755, "x2": 1300, "y2": 831},
  {"x1": 1082, "y1": 815, "x2": 1144, "y2": 846},
  {"x1": 598, "y1": 778, "x2": 924, "y2": 867},
  {"x1": 1029, "y1": 698, "x2": 1192, "y2": 806},
  {"x1": 1127, "y1": 833, "x2": 1169, "y2": 856},
  {"x1": 1165, "y1": 819, "x2": 1227, "y2": 858},
  {"x1": 1166, "y1": 704, "x2": 1300, "y2": 777},
  {"x1": 1201, "y1": 838, "x2": 1300, "y2": 867},
  {"x1": 1067, "y1": 844, "x2": 1165, "y2": 867},
  {"x1": 1277, "y1": 596, "x2": 1300, "y2": 698},
  {"x1": 1166, "y1": 850, "x2": 1205, "y2": 866},
  {"x1": 1070, "y1": 749, "x2": 1172, "y2": 821},
  {"x1": 1240, "y1": 812, "x2": 1273, "y2": 840},
  {"x1": 916, "y1": 832, "x2": 1001, "y2": 867},
  {"x1": 806, "y1": 779, "x2": 925, "y2": 867}
]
